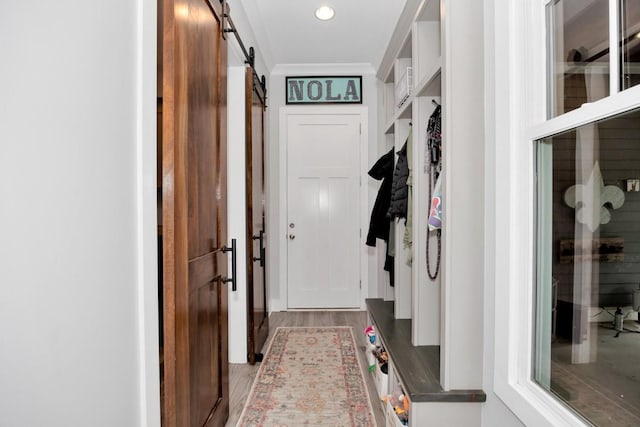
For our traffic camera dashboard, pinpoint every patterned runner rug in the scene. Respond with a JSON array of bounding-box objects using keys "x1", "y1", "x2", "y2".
[{"x1": 236, "y1": 327, "x2": 376, "y2": 426}]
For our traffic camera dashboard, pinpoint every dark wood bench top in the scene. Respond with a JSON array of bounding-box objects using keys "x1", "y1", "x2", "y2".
[{"x1": 366, "y1": 298, "x2": 486, "y2": 403}]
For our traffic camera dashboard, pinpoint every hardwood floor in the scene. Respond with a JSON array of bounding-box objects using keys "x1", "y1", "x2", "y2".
[{"x1": 226, "y1": 310, "x2": 386, "y2": 426}]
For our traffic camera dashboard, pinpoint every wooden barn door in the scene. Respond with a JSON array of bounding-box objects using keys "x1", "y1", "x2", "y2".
[
  {"x1": 161, "y1": 0, "x2": 229, "y2": 425},
  {"x1": 245, "y1": 68, "x2": 268, "y2": 364}
]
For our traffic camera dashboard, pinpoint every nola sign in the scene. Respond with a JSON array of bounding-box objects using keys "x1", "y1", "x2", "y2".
[{"x1": 286, "y1": 76, "x2": 362, "y2": 104}]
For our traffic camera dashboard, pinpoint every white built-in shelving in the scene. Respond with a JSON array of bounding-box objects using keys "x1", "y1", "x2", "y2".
[
  {"x1": 378, "y1": 0, "x2": 442, "y2": 343},
  {"x1": 369, "y1": 0, "x2": 486, "y2": 424}
]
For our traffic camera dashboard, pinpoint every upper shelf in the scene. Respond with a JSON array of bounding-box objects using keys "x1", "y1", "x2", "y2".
[
  {"x1": 385, "y1": 58, "x2": 442, "y2": 134},
  {"x1": 415, "y1": 58, "x2": 441, "y2": 96},
  {"x1": 378, "y1": 0, "x2": 441, "y2": 82}
]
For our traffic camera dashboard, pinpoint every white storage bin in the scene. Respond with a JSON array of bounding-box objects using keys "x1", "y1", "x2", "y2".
[
  {"x1": 386, "y1": 399, "x2": 408, "y2": 427},
  {"x1": 374, "y1": 362, "x2": 389, "y2": 399},
  {"x1": 395, "y1": 67, "x2": 413, "y2": 108}
]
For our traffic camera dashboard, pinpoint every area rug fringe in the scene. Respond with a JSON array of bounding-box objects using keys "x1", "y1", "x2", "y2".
[{"x1": 236, "y1": 326, "x2": 376, "y2": 426}]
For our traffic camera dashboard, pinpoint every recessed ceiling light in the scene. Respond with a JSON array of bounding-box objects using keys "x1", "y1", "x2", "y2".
[{"x1": 315, "y1": 5, "x2": 335, "y2": 21}]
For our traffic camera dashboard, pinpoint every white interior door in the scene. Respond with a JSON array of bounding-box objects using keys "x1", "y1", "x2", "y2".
[{"x1": 286, "y1": 112, "x2": 361, "y2": 308}]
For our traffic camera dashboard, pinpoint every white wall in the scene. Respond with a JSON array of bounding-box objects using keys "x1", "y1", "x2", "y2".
[
  {"x1": 0, "y1": 1, "x2": 159, "y2": 426},
  {"x1": 479, "y1": 0, "x2": 527, "y2": 425},
  {"x1": 225, "y1": 1, "x2": 269, "y2": 363},
  {"x1": 267, "y1": 64, "x2": 380, "y2": 311},
  {"x1": 227, "y1": 61, "x2": 249, "y2": 363}
]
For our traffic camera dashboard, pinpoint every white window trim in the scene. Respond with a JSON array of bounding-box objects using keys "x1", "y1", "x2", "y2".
[
  {"x1": 528, "y1": 86, "x2": 640, "y2": 141},
  {"x1": 492, "y1": 0, "x2": 640, "y2": 426}
]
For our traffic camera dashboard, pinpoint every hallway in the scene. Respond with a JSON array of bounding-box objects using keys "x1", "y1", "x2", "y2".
[
  {"x1": 5, "y1": 1, "x2": 640, "y2": 426},
  {"x1": 226, "y1": 311, "x2": 386, "y2": 426}
]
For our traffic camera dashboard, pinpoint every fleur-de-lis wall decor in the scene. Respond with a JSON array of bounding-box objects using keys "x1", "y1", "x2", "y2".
[{"x1": 563, "y1": 161, "x2": 625, "y2": 232}]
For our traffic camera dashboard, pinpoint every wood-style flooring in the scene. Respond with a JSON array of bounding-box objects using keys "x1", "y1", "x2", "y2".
[{"x1": 226, "y1": 311, "x2": 386, "y2": 426}]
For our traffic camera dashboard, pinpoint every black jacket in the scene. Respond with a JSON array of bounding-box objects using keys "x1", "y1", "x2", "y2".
[
  {"x1": 387, "y1": 141, "x2": 409, "y2": 220},
  {"x1": 366, "y1": 148, "x2": 394, "y2": 247}
]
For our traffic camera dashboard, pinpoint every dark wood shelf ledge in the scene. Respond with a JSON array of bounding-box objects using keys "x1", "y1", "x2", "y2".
[{"x1": 366, "y1": 298, "x2": 486, "y2": 403}]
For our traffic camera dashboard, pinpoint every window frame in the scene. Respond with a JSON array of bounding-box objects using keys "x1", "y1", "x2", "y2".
[{"x1": 492, "y1": 0, "x2": 640, "y2": 425}]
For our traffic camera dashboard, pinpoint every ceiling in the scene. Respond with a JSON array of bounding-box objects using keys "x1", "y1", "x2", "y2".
[{"x1": 237, "y1": 0, "x2": 406, "y2": 71}]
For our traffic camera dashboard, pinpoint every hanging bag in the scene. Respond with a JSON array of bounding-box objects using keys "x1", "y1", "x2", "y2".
[{"x1": 428, "y1": 174, "x2": 442, "y2": 231}]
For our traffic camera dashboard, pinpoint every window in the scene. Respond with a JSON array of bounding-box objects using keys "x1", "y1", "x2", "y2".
[
  {"x1": 534, "y1": 1, "x2": 640, "y2": 425},
  {"x1": 620, "y1": 0, "x2": 640, "y2": 90},
  {"x1": 547, "y1": 0, "x2": 610, "y2": 117},
  {"x1": 535, "y1": 108, "x2": 640, "y2": 425}
]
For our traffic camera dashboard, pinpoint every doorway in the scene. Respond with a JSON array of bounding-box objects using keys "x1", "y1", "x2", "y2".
[{"x1": 283, "y1": 108, "x2": 367, "y2": 309}]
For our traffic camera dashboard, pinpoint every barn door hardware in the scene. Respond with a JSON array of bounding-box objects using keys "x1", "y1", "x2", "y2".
[
  {"x1": 252, "y1": 230, "x2": 265, "y2": 267},
  {"x1": 219, "y1": 3, "x2": 267, "y2": 97},
  {"x1": 222, "y1": 238, "x2": 237, "y2": 291}
]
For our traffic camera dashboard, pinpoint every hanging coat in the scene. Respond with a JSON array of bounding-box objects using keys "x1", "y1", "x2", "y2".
[
  {"x1": 366, "y1": 148, "x2": 394, "y2": 247},
  {"x1": 387, "y1": 140, "x2": 409, "y2": 220},
  {"x1": 366, "y1": 147, "x2": 396, "y2": 286},
  {"x1": 403, "y1": 128, "x2": 413, "y2": 265}
]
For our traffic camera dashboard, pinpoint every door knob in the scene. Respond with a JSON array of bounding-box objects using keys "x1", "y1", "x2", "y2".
[{"x1": 289, "y1": 234, "x2": 295, "y2": 240}]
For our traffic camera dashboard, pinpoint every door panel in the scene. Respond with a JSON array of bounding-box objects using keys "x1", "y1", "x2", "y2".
[
  {"x1": 162, "y1": 0, "x2": 229, "y2": 425},
  {"x1": 286, "y1": 113, "x2": 361, "y2": 308},
  {"x1": 245, "y1": 68, "x2": 268, "y2": 364}
]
